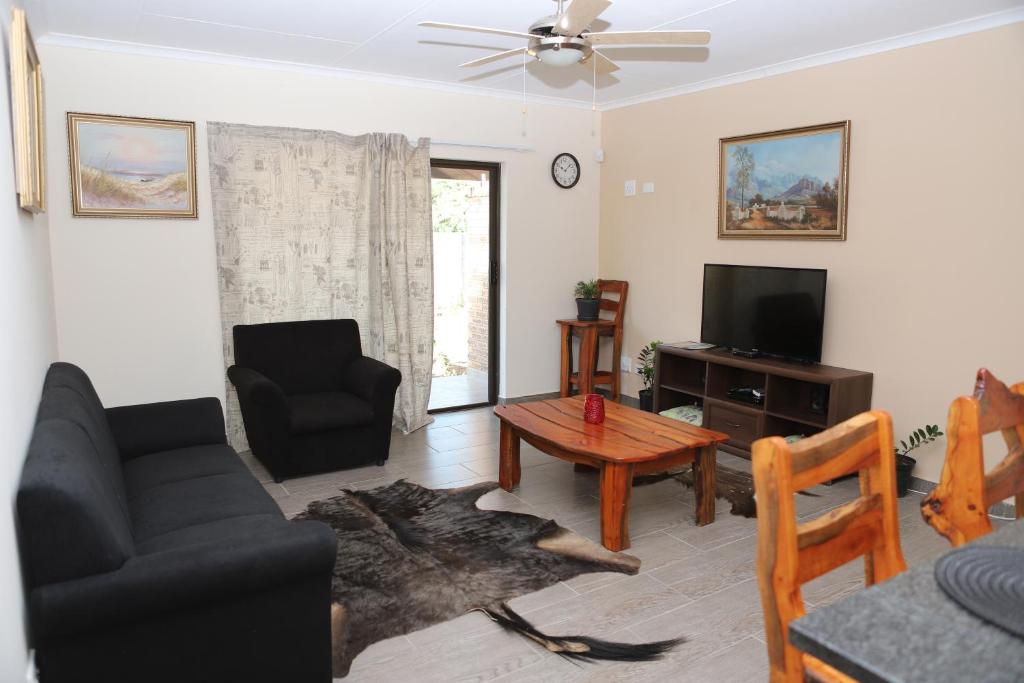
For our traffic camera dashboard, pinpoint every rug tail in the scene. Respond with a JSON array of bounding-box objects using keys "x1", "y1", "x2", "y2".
[{"x1": 478, "y1": 603, "x2": 683, "y2": 663}]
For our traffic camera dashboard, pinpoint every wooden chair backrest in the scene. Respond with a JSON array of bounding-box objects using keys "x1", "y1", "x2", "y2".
[
  {"x1": 921, "y1": 368, "x2": 1024, "y2": 547},
  {"x1": 596, "y1": 279, "x2": 628, "y2": 326},
  {"x1": 753, "y1": 411, "x2": 907, "y2": 683}
]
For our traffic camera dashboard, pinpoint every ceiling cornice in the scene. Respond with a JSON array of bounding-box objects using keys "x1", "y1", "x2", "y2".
[
  {"x1": 35, "y1": 32, "x2": 596, "y2": 111},
  {"x1": 37, "y1": 7, "x2": 1024, "y2": 113},
  {"x1": 599, "y1": 7, "x2": 1024, "y2": 110}
]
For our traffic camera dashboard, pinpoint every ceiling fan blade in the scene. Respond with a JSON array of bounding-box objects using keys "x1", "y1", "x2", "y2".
[
  {"x1": 590, "y1": 50, "x2": 620, "y2": 74},
  {"x1": 418, "y1": 21, "x2": 535, "y2": 40},
  {"x1": 459, "y1": 47, "x2": 527, "y2": 68},
  {"x1": 554, "y1": 0, "x2": 612, "y2": 36},
  {"x1": 584, "y1": 30, "x2": 711, "y2": 46}
]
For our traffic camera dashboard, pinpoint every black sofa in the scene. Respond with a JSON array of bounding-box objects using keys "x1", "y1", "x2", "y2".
[
  {"x1": 17, "y1": 363, "x2": 338, "y2": 683},
  {"x1": 229, "y1": 319, "x2": 402, "y2": 481}
]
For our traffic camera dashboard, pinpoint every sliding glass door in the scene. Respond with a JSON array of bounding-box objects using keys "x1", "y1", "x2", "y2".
[{"x1": 428, "y1": 160, "x2": 499, "y2": 412}]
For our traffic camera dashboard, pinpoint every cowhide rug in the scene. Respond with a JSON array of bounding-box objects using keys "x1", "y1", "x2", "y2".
[{"x1": 296, "y1": 479, "x2": 681, "y2": 677}]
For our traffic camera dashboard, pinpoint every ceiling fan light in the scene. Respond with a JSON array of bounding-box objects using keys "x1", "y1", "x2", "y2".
[{"x1": 537, "y1": 46, "x2": 585, "y2": 67}]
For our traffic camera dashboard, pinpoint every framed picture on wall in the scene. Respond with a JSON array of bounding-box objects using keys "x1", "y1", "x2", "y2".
[
  {"x1": 718, "y1": 121, "x2": 850, "y2": 240},
  {"x1": 10, "y1": 8, "x2": 45, "y2": 213},
  {"x1": 66, "y1": 112, "x2": 198, "y2": 219}
]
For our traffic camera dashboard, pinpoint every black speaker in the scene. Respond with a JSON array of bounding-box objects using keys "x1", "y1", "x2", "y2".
[{"x1": 809, "y1": 386, "x2": 828, "y2": 415}]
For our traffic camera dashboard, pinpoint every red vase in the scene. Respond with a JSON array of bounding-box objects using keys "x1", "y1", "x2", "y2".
[{"x1": 583, "y1": 394, "x2": 605, "y2": 424}]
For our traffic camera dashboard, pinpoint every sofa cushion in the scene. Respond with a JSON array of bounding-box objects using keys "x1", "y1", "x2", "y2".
[
  {"x1": 18, "y1": 419, "x2": 135, "y2": 587},
  {"x1": 129, "y1": 473, "x2": 280, "y2": 543},
  {"x1": 233, "y1": 319, "x2": 363, "y2": 394},
  {"x1": 123, "y1": 444, "x2": 249, "y2": 498},
  {"x1": 134, "y1": 513, "x2": 287, "y2": 555},
  {"x1": 287, "y1": 392, "x2": 373, "y2": 435},
  {"x1": 36, "y1": 371, "x2": 131, "y2": 527}
]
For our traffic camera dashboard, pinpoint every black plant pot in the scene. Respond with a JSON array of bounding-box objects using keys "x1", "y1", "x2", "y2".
[
  {"x1": 895, "y1": 454, "x2": 916, "y2": 498},
  {"x1": 638, "y1": 389, "x2": 654, "y2": 412},
  {"x1": 576, "y1": 298, "x2": 600, "y2": 321}
]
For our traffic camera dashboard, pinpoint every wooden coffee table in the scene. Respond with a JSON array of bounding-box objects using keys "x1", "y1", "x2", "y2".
[{"x1": 494, "y1": 396, "x2": 730, "y2": 551}]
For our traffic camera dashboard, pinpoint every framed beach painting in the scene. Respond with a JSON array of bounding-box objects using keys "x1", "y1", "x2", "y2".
[
  {"x1": 719, "y1": 121, "x2": 850, "y2": 240},
  {"x1": 67, "y1": 113, "x2": 197, "y2": 218}
]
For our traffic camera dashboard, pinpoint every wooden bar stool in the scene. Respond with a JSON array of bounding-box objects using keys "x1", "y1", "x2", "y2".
[
  {"x1": 753, "y1": 411, "x2": 907, "y2": 683},
  {"x1": 922, "y1": 368, "x2": 1024, "y2": 546},
  {"x1": 556, "y1": 279, "x2": 628, "y2": 400}
]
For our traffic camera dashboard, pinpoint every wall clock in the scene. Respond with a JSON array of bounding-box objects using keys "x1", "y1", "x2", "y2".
[{"x1": 551, "y1": 152, "x2": 580, "y2": 189}]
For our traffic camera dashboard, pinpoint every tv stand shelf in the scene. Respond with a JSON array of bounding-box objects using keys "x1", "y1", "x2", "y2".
[{"x1": 653, "y1": 346, "x2": 872, "y2": 459}]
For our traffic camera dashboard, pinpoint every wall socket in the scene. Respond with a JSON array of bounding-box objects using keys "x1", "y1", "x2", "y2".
[
  {"x1": 624, "y1": 180, "x2": 637, "y2": 197},
  {"x1": 620, "y1": 356, "x2": 631, "y2": 373}
]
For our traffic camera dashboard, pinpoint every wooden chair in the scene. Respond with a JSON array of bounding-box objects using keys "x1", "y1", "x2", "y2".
[
  {"x1": 560, "y1": 279, "x2": 628, "y2": 400},
  {"x1": 921, "y1": 368, "x2": 1024, "y2": 547},
  {"x1": 753, "y1": 411, "x2": 907, "y2": 683}
]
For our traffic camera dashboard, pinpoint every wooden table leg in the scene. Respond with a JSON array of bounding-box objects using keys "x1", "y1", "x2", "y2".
[
  {"x1": 577, "y1": 327, "x2": 598, "y2": 396},
  {"x1": 499, "y1": 421, "x2": 521, "y2": 491},
  {"x1": 559, "y1": 323, "x2": 571, "y2": 398},
  {"x1": 600, "y1": 462, "x2": 634, "y2": 551},
  {"x1": 693, "y1": 444, "x2": 717, "y2": 526}
]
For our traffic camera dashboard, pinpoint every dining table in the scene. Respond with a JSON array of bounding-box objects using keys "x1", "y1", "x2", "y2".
[{"x1": 789, "y1": 519, "x2": 1024, "y2": 682}]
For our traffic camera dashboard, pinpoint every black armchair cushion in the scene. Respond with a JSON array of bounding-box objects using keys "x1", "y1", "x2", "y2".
[
  {"x1": 233, "y1": 319, "x2": 363, "y2": 394},
  {"x1": 122, "y1": 443, "x2": 249, "y2": 498},
  {"x1": 287, "y1": 392, "x2": 374, "y2": 434},
  {"x1": 128, "y1": 472, "x2": 280, "y2": 543}
]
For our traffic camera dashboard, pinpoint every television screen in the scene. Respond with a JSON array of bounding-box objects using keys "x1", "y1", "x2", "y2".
[{"x1": 700, "y1": 264, "x2": 827, "y2": 362}]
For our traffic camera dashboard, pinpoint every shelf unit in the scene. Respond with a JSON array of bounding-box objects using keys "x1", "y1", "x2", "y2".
[{"x1": 653, "y1": 346, "x2": 872, "y2": 459}]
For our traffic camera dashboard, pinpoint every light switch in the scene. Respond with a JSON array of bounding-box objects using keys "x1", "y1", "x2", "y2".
[
  {"x1": 624, "y1": 180, "x2": 637, "y2": 196},
  {"x1": 642, "y1": 182, "x2": 655, "y2": 194}
]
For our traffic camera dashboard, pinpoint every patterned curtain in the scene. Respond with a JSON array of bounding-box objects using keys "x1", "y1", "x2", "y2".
[{"x1": 207, "y1": 122, "x2": 434, "y2": 449}]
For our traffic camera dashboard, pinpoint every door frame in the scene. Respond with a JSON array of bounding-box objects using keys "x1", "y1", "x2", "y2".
[{"x1": 428, "y1": 158, "x2": 501, "y2": 413}]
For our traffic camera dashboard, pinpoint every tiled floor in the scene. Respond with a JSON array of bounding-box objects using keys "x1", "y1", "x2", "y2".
[
  {"x1": 241, "y1": 406, "x2": 953, "y2": 682},
  {"x1": 428, "y1": 370, "x2": 489, "y2": 411}
]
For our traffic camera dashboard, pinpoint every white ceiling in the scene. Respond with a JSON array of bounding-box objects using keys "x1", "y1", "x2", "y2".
[{"x1": 25, "y1": 0, "x2": 1024, "y2": 108}]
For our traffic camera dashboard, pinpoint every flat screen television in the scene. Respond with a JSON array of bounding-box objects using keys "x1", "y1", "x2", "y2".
[{"x1": 700, "y1": 264, "x2": 827, "y2": 363}]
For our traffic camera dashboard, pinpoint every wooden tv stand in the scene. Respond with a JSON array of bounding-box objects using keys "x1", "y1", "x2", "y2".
[{"x1": 653, "y1": 346, "x2": 872, "y2": 459}]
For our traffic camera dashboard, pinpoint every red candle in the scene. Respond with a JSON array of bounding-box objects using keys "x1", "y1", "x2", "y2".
[{"x1": 583, "y1": 394, "x2": 605, "y2": 424}]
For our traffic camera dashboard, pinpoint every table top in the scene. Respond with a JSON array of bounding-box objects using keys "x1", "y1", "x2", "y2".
[
  {"x1": 493, "y1": 396, "x2": 728, "y2": 463},
  {"x1": 790, "y1": 520, "x2": 1024, "y2": 683}
]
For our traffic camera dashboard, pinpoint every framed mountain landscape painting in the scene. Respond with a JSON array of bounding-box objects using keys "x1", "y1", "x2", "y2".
[
  {"x1": 719, "y1": 121, "x2": 849, "y2": 240},
  {"x1": 67, "y1": 113, "x2": 197, "y2": 218}
]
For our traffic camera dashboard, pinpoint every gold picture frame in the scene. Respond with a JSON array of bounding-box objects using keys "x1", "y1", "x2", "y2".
[
  {"x1": 718, "y1": 121, "x2": 850, "y2": 240},
  {"x1": 10, "y1": 8, "x2": 45, "y2": 213},
  {"x1": 67, "y1": 112, "x2": 198, "y2": 219}
]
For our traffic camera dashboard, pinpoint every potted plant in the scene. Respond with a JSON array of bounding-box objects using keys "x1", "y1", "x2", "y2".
[
  {"x1": 574, "y1": 280, "x2": 600, "y2": 321},
  {"x1": 635, "y1": 340, "x2": 661, "y2": 412},
  {"x1": 894, "y1": 424, "x2": 942, "y2": 497}
]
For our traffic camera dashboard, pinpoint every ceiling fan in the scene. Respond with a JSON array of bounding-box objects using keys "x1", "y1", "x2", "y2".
[{"x1": 419, "y1": 0, "x2": 710, "y2": 75}]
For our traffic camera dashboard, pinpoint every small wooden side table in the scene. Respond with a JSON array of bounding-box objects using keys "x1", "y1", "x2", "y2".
[{"x1": 556, "y1": 318, "x2": 616, "y2": 397}]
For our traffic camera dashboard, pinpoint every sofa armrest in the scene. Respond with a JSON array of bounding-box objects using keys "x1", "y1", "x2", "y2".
[
  {"x1": 106, "y1": 398, "x2": 226, "y2": 461},
  {"x1": 29, "y1": 520, "x2": 337, "y2": 639},
  {"x1": 341, "y1": 356, "x2": 402, "y2": 406},
  {"x1": 228, "y1": 366, "x2": 286, "y2": 409}
]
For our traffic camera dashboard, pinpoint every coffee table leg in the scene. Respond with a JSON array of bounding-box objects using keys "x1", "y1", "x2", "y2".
[
  {"x1": 693, "y1": 444, "x2": 717, "y2": 526},
  {"x1": 499, "y1": 421, "x2": 521, "y2": 492},
  {"x1": 600, "y1": 462, "x2": 634, "y2": 551}
]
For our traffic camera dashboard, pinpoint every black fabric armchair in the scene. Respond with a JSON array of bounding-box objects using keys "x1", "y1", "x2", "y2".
[{"x1": 229, "y1": 319, "x2": 402, "y2": 481}]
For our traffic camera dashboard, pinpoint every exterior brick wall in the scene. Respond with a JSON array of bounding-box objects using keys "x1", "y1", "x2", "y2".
[{"x1": 465, "y1": 195, "x2": 490, "y2": 373}]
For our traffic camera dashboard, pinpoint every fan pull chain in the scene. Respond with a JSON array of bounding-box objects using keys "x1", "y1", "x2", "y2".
[{"x1": 521, "y1": 48, "x2": 528, "y2": 137}]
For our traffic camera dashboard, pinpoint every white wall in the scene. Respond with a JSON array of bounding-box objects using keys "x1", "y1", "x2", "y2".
[
  {"x1": 42, "y1": 44, "x2": 602, "y2": 408},
  {"x1": 0, "y1": 3, "x2": 58, "y2": 679},
  {"x1": 600, "y1": 24, "x2": 1024, "y2": 483}
]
